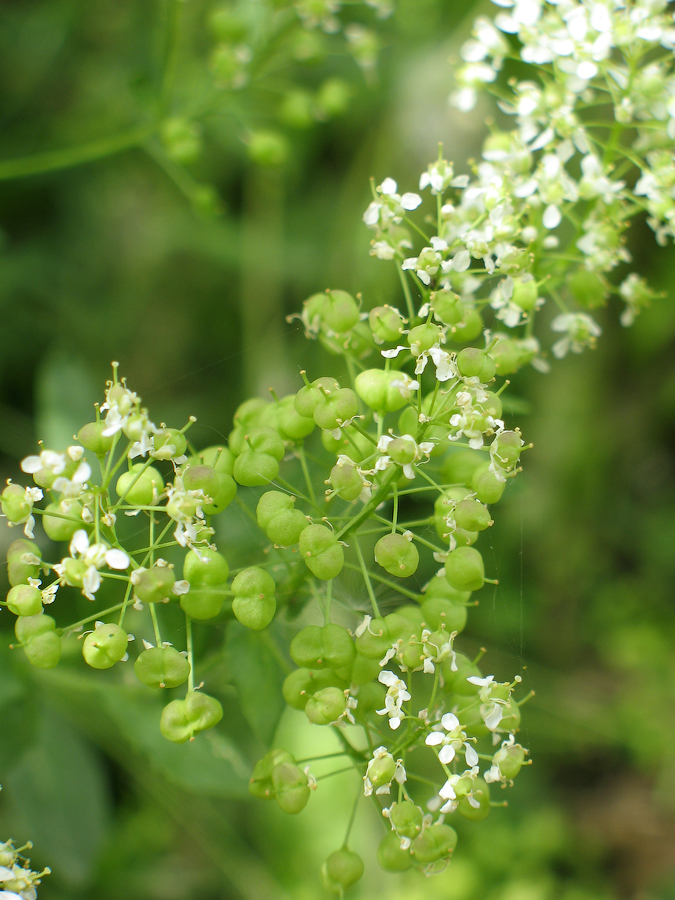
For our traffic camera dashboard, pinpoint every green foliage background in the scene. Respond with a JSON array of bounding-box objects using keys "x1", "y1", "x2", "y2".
[{"x1": 1, "y1": 1, "x2": 675, "y2": 898}]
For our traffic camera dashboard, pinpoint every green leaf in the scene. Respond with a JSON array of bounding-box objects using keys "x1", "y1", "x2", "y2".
[
  {"x1": 0, "y1": 644, "x2": 39, "y2": 771},
  {"x1": 225, "y1": 622, "x2": 286, "y2": 745}
]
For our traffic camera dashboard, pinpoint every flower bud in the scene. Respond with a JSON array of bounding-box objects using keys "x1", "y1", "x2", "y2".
[
  {"x1": 374, "y1": 533, "x2": 419, "y2": 577},
  {"x1": 77, "y1": 421, "x2": 115, "y2": 455},
  {"x1": 231, "y1": 566, "x2": 276, "y2": 630},
  {"x1": 411, "y1": 823, "x2": 457, "y2": 864},
  {"x1": 160, "y1": 691, "x2": 223, "y2": 743},
  {"x1": 290, "y1": 623, "x2": 356, "y2": 670},
  {"x1": 377, "y1": 832, "x2": 413, "y2": 871},
  {"x1": 134, "y1": 646, "x2": 190, "y2": 688},
  {"x1": 298, "y1": 524, "x2": 344, "y2": 580},
  {"x1": 305, "y1": 686, "x2": 347, "y2": 725},
  {"x1": 134, "y1": 564, "x2": 176, "y2": 604},
  {"x1": 456, "y1": 348, "x2": 496, "y2": 382},
  {"x1": 471, "y1": 461, "x2": 506, "y2": 504},
  {"x1": 180, "y1": 548, "x2": 229, "y2": 620},
  {"x1": 272, "y1": 762, "x2": 311, "y2": 814},
  {"x1": 7, "y1": 538, "x2": 42, "y2": 586},
  {"x1": 42, "y1": 499, "x2": 85, "y2": 542},
  {"x1": 116, "y1": 465, "x2": 164, "y2": 507},
  {"x1": 369, "y1": 305, "x2": 404, "y2": 342},
  {"x1": 445, "y1": 547, "x2": 485, "y2": 592},
  {"x1": 82, "y1": 623, "x2": 129, "y2": 669},
  {"x1": 15, "y1": 613, "x2": 61, "y2": 669},
  {"x1": 7, "y1": 584, "x2": 43, "y2": 617},
  {"x1": 321, "y1": 849, "x2": 364, "y2": 893}
]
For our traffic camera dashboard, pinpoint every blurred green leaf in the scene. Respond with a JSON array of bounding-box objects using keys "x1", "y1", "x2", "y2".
[{"x1": 225, "y1": 622, "x2": 285, "y2": 745}]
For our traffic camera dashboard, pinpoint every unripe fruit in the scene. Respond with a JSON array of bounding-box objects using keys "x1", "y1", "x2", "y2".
[
  {"x1": 82, "y1": 623, "x2": 129, "y2": 669},
  {"x1": 442, "y1": 450, "x2": 482, "y2": 487},
  {"x1": 134, "y1": 646, "x2": 191, "y2": 689},
  {"x1": 411, "y1": 823, "x2": 458, "y2": 864},
  {"x1": 421, "y1": 597, "x2": 467, "y2": 634},
  {"x1": 456, "y1": 348, "x2": 496, "y2": 382},
  {"x1": 272, "y1": 762, "x2": 311, "y2": 814},
  {"x1": 248, "y1": 130, "x2": 289, "y2": 167},
  {"x1": 7, "y1": 584, "x2": 43, "y2": 617},
  {"x1": 256, "y1": 491, "x2": 293, "y2": 529},
  {"x1": 471, "y1": 461, "x2": 506, "y2": 504},
  {"x1": 1, "y1": 484, "x2": 31, "y2": 523},
  {"x1": 256, "y1": 492, "x2": 307, "y2": 546},
  {"x1": 282, "y1": 667, "x2": 346, "y2": 710},
  {"x1": 445, "y1": 547, "x2": 485, "y2": 592},
  {"x1": 490, "y1": 337, "x2": 521, "y2": 374},
  {"x1": 294, "y1": 377, "x2": 340, "y2": 418},
  {"x1": 451, "y1": 309, "x2": 483, "y2": 342},
  {"x1": 390, "y1": 800, "x2": 424, "y2": 839},
  {"x1": 233, "y1": 397, "x2": 268, "y2": 430},
  {"x1": 424, "y1": 574, "x2": 471, "y2": 605},
  {"x1": 313, "y1": 388, "x2": 358, "y2": 430},
  {"x1": 181, "y1": 548, "x2": 229, "y2": 620},
  {"x1": 442, "y1": 652, "x2": 482, "y2": 696},
  {"x1": 15, "y1": 613, "x2": 61, "y2": 669},
  {"x1": 493, "y1": 743, "x2": 526, "y2": 780},
  {"x1": 275, "y1": 395, "x2": 316, "y2": 441},
  {"x1": 341, "y1": 652, "x2": 380, "y2": 686},
  {"x1": 511, "y1": 275, "x2": 538, "y2": 310},
  {"x1": 231, "y1": 566, "x2": 276, "y2": 630},
  {"x1": 298, "y1": 524, "x2": 344, "y2": 580},
  {"x1": 498, "y1": 698, "x2": 521, "y2": 733},
  {"x1": 233, "y1": 427, "x2": 285, "y2": 487},
  {"x1": 354, "y1": 617, "x2": 390, "y2": 659},
  {"x1": 290, "y1": 623, "x2": 355, "y2": 670},
  {"x1": 369, "y1": 305, "x2": 404, "y2": 342},
  {"x1": 569, "y1": 267, "x2": 606, "y2": 309},
  {"x1": 42, "y1": 499, "x2": 85, "y2": 542},
  {"x1": 454, "y1": 498, "x2": 492, "y2": 532},
  {"x1": 321, "y1": 850, "x2": 364, "y2": 893},
  {"x1": 30, "y1": 455, "x2": 80, "y2": 490},
  {"x1": 77, "y1": 421, "x2": 114, "y2": 455},
  {"x1": 478, "y1": 391, "x2": 503, "y2": 419},
  {"x1": 374, "y1": 533, "x2": 419, "y2": 577},
  {"x1": 377, "y1": 833, "x2": 413, "y2": 872},
  {"x1": 330, "y1": 460, "x2": 363, "y2": 501},
  {"x1": 322, "y1": 290, "x2": 360, "y2": 334},
  {"x1": 249, "y1": 748, "x2": 295, "y2": 799},
  {"x1": 183, "y1": 465, "x2": 236, "y2": 514},
  {"x1": 367, "y1": 755, "x2": 397, "y2": 789},
  {"x1": 408, "y1": 323, "x2": 442, "y2": 356},
  {"x1": 458, "y1": 778, "x2": 491, "y2": 820},
  {"x1": 191, "y1": 445, "x2": 235, "y2": 475},
  {"x1": 397, "y1": 604, "x2": 425, "y2": 630},
  {"x1": 491, "y1": 431, "x2": 522, "y2": 468},
  {"x1": 153, "y1": 428, "x2": 188, "y2": 459},
  {"x1": 352, "y1": 681, "x2": 385, "y2": 724},
  {"x1": 384, "y1": 612, "x2": 418, "y2": 643},
  {"x1": 160, "y1": 691, "x2": 223, "y2": 743},
  {"x1": 305, "y1": 686, "x2": 347, "y2": 725},
  {"x1": 116, "y1": 465, "x2": 164, "y2": 506},
  {"x1": 431, "y1": 289, "x2": 464, "y2": 325},
  {"x1": 134, "y1": 565, "x2": 176, "y2": 604},
  {"x1": 354, "y1": 369, "x2": 408, "y2": 413},
  {"x1": 7, "y1": 538, "x2": 42, "y2": 586}
]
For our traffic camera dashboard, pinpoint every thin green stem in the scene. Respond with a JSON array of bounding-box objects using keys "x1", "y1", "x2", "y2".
[
  {"x1": 353, "y1": 537, "x2": 380, "y2": 618},
  {"x1": 186, "y1": 614, "x2": 195, "y2": 693}
]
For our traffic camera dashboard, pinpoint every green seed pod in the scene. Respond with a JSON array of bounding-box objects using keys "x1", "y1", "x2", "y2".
[
  {"x1": 245, "y1": 427, "x2": 285, "y2": 460},
  {"x1": 431, "y1": 289, "x2": 464, "y2": 326},
  {"x1": 275, "y1": 395, "x2": 316, "y2": 441},
  {"x1": 384, "y1": 612, "x2": 418, "y2": 643},
  {"x1": 490, "y1": 337, "x2": 522, "y2": 374},
  {"x1": 290, "y1": 623, "x2": 356, "y2": 670},
  {"x1": 368, "y1": 754, "x2": 397, "y2": 788},
  {"x1": 7, "y1": 584, "x2": 43, "y2": 617},
  {"x1": 305, "y1": 686, "x2": 347, "y2": 725},
  {"x1": 471, "y1": 461, "x2": 506, "y2": 504},
  {"x1": 321, "y1": 849, "x2": 365, "y2": 893},
  {"x1": 321, "y1": 290, "x2": 360, "y2": 334},
  {"x1": 478, "y1": 391, "x2": 503, "y2": 419},
  {"x1": 116, "y1": 464, "x2": 164, "y2": 506},
  {"x1": 15, "y1": 613, "x2": 61, "y2": 669},
  {"x1": 511, "y1": 275, "x2": 539, "y2": 310},
  {"x1": 355, "y1": 617, "x2": 390, "y2": 659},
  {"x1": 313, "y1": 388, "x2": 359, "y2": 430},
  {"x1": 377, "y1": 832, "x2": 413, "y2": 872},
  {"x1": 498, "y1": 698, "x2": 521, "y2": 733},
  {"x1": 298, "y1": 524, "x2": 344, "y2": 580},
  {"x1": 160, "y1": 691, "x2": 224, "y2": 743},
  {"x1": 445, "y1": 547, "x2": 485, "y2": 592},
  {"x1": 569, "y1": 267, "x2": 607, "y2": 309},
  {"x1": 183, "y1": 466, "x2": 237, "y2": 514},
  {"x1": 191, "y1": 445, "x2": 236, "y2": 476},
  {"x1": 398, "y1": 406, "x2": 418, "y2": 437},
  {"x1": 411, "y1": 823, "x2": 458, "y2": 864},
  {"x1": 233, "y1": 397, "x2": 268, "y2": 430},
  {"x1": 424, "y1": 574, "x2": 471, "y2": 605},
  {"x1": 1, "y1": 484, "x2": 31, "y2": 523},
  {"x1": 249, "y1": 748, "x2": 295, "y2": 799},
  {"x1": 42, "y1": 499, "x2": 85, "y2": 542},
  {"x1": 153, "y1": 428, "x2": 188, "y2": 460},
  {"x1": 82, "y1": 623, "x2": 129, "y2": 670},
  {"x1": 493, "y1": 743, "x2": 526, "y2": 780},
  {"x1": 458, "y1": 778, "x2": 491, "y2": 821},
  {"x1": 351, "y1": 681, "x2": 385, "y2": 724},
  {"x1": 341, "y1": 652, "x2": 380, "y2": 686},
  {"x1": 454, "y1": 498, "x2": 492, "y2": 532},
  {"x1": 134, "y1": 564, "x2": 176, "y2": 604},
  {"x1": 256, "y1": 491, "x2": 294, "y2": 528},
  {"x1": 354, "y1": 369, "x2": 408, "y2": 413},
  {"x1": 233, "y1": 450, "x2": 279, "y2": 487},
  {"x1": 421, "y1": 597, "x2": 467, "y2": 634},
  {"x1": 456, "y1": 348, "x2": 496, "y2": 382},
  {"x1": 181, "y1": 548, "x2": 230, "y2": 620},
  {"x1": 294, "y1": 376, "x2": 340, "y2": 418},
  {"x1": 134, "y1": 646, "x2": 191, "y2": 689},
  {"x1": 330, "y1": 460, "x2": 364, "y2": 501},
  {"x1": 397, "y1": 604, "x2": 425, "y2": 630},
  {"x1": 368, "y1": 305, "x2": 405, "y2": 342},
  {"x1": 267, "y1": 509, "x2": 308, "y2": 547},
  {"x1": 434, "y1": 488, "x2": 470, "y2": 540},
  {"x1": 408, "y1": 323, "x2": 442, "y2": 356},
  {"x1": 374, "y1": 533, "x2": 419, "y2": 577},
  {"x1": 272, "y1": 762, "x2": 311, "y2": 814},
  {"x1": 77, "y1": 421, "x2": 114, "y2": 455},
  {"x1": 491, "y1": 431, "x2": 522, "y2": 468},
  {"x1": 7, "y1": 538, "x2": 42, "y2": 586},
  {"x1": 282, "y1": 667, "x2": 346, "y2": 710},
  {"x1": 442, "y1": 652, "x2": 482, "y2": 696},
  {"x1": 451, "y1": 309, "x2": 483, "y2": 343},
  {"x1": 442, "y1": 449, "x2": 483, "y2": 487},
  {"x1": 390, "y1": 800, "x2": 424, "y2": 840},
  {"x1": 231, "y1": 566, "x2": 276, "y2": 630}
]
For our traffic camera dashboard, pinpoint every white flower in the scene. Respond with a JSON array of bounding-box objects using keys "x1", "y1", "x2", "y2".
[
  {"x1": 377, "y1": 670, "x2": 411, "y2": 730},
  {"x1": 551, "y1": 312, "x2": 602, "y2": 358},
  {"x1": 425, "y1": 712, "x2": 478, "y2": 765}
]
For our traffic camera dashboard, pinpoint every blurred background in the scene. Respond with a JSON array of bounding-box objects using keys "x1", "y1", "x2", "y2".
[{"x1": 1, "y1": 1, "x2": 675, "y2": 898}]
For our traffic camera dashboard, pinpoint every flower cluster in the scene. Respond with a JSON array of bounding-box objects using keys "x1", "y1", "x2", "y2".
[{"x1": 0, "y1": 835, "x2": 49, "y2": 900}]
